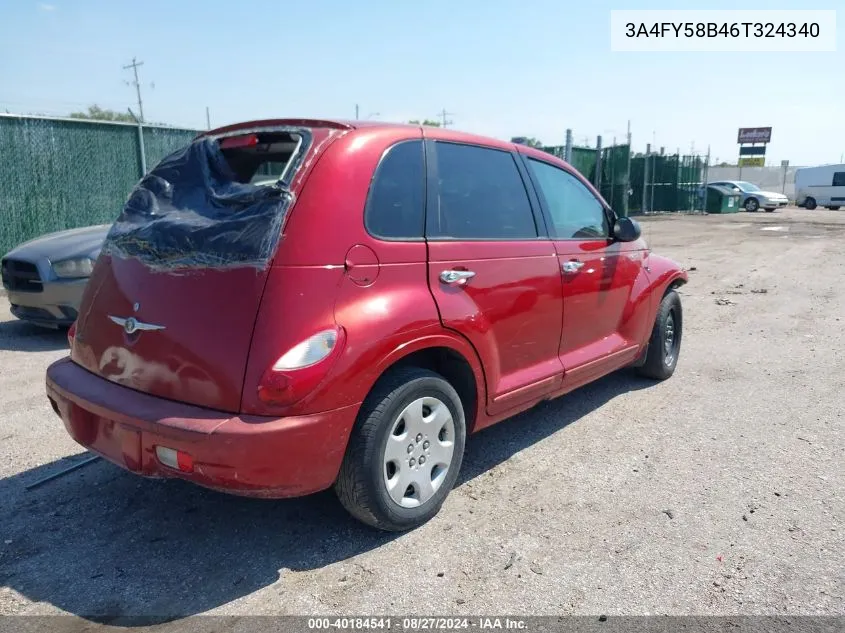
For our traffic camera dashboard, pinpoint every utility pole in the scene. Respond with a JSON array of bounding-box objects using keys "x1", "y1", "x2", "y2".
[
  {"x1": 206, "y1": 106, "x2": 211, "y2": 130},
  {"x1": 355, "y1": 104, "x2": 359, "y2": 120},
  {"x1": 123, "y1": 57, "x2": 145, "y2": 123},
  {"x1": 438, "y1": 108, "x2": 454, "y2": 128}
]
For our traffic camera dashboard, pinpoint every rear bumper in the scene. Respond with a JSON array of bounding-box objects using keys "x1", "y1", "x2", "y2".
[{"x1": 46, "y1": 357, "x2": 360, "y2": 498}]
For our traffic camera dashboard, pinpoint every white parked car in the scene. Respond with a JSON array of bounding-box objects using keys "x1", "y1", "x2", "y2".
[
  {"x1": 708, "y1": 181, "x2": 789, "y2": 212},
  {"x1": 794, "y1": 164, "x2": 845, "y2": 210}
]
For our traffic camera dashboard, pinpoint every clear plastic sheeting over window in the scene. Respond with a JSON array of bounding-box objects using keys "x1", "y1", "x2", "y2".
[{"x1": 103, "y1": 137, "x2": 294, "y2": 271}]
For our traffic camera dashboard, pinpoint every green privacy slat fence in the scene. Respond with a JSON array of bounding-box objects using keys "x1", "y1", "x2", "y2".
[
  {"x1": 628, "y1": 154, "x2": 706, "y2": 214},
  {"x1": 0, "y1": 114, "x2": 198, "y2": 256},
  {"x1": 599, "y1": 144, "x2": 631, "y2": 216},
  {"x1": 539, "y1": 139, "x2": 707, "y2": 215},
  {"x1": 569, "y1": 146, "x2": 598, "y2": 182}
]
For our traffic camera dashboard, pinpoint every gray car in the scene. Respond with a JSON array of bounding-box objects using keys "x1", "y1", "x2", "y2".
[
  {"x1": 708, "y1": 180, "x2": 789, "y2": 212},
  {"x1": 1, "y1": 224, "x2": 109, "y2": 328}
]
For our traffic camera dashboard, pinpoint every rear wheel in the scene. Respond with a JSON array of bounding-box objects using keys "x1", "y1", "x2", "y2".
[
  {"x1": 335, "y1": 367, "x2": 466, "y2": 531},
  {"x1": 826, "y1": 206, "x2": 840, "y2": 210},
  {"x1": 805, "y1": 197, "x2": 817, "y2": 210},
  {"x1": 744, "y1": 198, "x2": 759, "y2": 212},
  {"x1": 637, "y1": 290, "x2": 683, "y2": 380}
]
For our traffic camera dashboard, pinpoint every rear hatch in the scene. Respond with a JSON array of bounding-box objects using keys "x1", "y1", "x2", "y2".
[{"x1": 71, "y1": 124, "x2": 343, "y2": 412}]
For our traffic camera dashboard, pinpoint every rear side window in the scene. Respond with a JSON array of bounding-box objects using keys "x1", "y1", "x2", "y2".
[
  {"x1": 833, "y1": 172, "x2": 845, "y2": 187},
  {"x1": 429, "y1": 142, "x2": 537, "y2": 240},
  {"x1": 365, "y1": 141, "x2": 425, "y2": 240}
]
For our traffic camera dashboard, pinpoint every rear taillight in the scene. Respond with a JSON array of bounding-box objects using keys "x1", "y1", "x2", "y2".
[
  {"x1": 258, "y1": 327, "x2": 345, "y2": 407},
  {"x1": 67, "y1": 321, "x2": 77, "y2": 349}
]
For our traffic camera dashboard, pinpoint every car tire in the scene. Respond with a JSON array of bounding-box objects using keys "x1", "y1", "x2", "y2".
[
  {"x1": 765, "y1": 208, "x2": 775, "y2": 213},
  {"x1": 805, "y1": 197, "x2": 817, "y2": 210},
  {"x1": 637, "y1": 290, "x2": 682, "y2": 381},
  {"x1": 744, "y1": 198, "x2": 759, "y2": 212},
  {"x1": 826, "y1": 206, "x2": 840, "y2": 210},
  {"x1": 335, "y1": 366, "x2": 466, "y2": 532}
]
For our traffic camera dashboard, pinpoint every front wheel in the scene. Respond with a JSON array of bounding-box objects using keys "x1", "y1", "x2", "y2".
[
  {"x1": 637, "y1": 290, "x2": 683, "y2": 380},
  {"x1": 335, "y1": 367, "x2": 466, "y2": 531},
  {"x1": 805, "y1": 197, "x2": 817, "y2": 210},
  {"x1": 826, "y1": 206, "x2": 840, "y2": 211},
  {"x1": 744, "y1": 198, "x2": 759, "y2": 212}
]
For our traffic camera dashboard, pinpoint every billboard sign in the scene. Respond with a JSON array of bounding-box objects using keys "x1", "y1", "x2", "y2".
[
  {"x1": 737, "y1": 127, "x2": 772, "y2": 144},
  {"x1": 739, "y1": 157, "x2": 765, "y2": 167}
]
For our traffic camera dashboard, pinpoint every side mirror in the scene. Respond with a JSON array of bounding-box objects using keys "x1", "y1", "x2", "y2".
[{"x1": 613, "y1": 216, "x2": 641, "y2": 242}]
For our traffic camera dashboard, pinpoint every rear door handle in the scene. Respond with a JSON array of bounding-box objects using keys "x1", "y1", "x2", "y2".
[
  {"x1": 440, "y1": 270, "x2": 476, "y2": 285},
  {"x1": 561, "y1": 260, "x2": 585, "y2": 273}
]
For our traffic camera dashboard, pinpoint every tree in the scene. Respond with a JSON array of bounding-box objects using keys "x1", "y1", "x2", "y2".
[
  {"x1": 511, "y1": 137, "x2": 544, "y2": 148},
  {"x1": 408, "y1": 119, "x2": 441, "y2": 127},
  {"x1": 69, "y1": 105, "x2": 136, "y2": 123}
]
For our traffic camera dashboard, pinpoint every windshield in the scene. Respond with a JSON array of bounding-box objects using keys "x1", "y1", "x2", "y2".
[{"x1": 735, "y1": 181, "x2": 760, "y2": 192}]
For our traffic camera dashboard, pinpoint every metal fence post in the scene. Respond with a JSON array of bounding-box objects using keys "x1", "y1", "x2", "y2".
[
  {"x1": 675, "y1": 153, "x2": 682, "y2": 212},
  {"x1": 650, "y1": 152, "x2": 656, "y2": 212},
  {"x1": 564, "y1": 129, "x2": 573, "y2": 163},
  {"x1": 136, "y1": 121, "x2": 147, "y2": 177},
  {"x1": 595, "y1": 135, "x2": 603, "y2": 190}
]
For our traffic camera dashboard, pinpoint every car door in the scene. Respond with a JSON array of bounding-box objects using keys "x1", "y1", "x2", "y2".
[
  {"x1": 425, "y1": 140, "x2": 563, "y2": 417},
  {"x1": 521, "y1": 155, "x2": 648, "y2": 386}
]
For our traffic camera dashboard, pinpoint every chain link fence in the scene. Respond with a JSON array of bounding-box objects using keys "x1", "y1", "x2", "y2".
[{"x1": 0, "y1": 114, "x2": 197, "y2": 256}]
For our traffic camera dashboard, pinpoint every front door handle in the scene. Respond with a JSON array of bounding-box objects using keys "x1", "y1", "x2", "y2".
[
  {"x1": 440, "y1": 270, "x2": 476, "y2": 285},
  {"x1": 561, "y1": 260, "x2": 585, "y2": 273}
]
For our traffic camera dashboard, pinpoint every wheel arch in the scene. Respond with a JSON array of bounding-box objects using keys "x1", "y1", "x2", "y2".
[
  {"x1": 666, "y1": 276, "x2": 687, "y2": 295},
  {"x1": 364, "y1": 334, "x2": 487, "y2": 434}
]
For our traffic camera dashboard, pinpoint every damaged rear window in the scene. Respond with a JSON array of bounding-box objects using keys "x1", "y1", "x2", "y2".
[{"x1": 103, "y1": 130, "x2": 309, "y2": 271}]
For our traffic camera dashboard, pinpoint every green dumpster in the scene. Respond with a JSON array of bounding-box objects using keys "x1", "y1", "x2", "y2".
[{"x1": 705, "y1": 184, "x2": 741, "y2": 214}]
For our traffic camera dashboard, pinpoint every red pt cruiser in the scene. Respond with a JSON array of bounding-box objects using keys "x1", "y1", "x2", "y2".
[{"x1": 46, "y1": 119, "x2": 687, "y2": 531}]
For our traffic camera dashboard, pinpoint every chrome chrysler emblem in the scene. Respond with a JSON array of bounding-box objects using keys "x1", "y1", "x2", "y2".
[{"x1": 108, "y1": 315, "x2": 165, "y2": 334}]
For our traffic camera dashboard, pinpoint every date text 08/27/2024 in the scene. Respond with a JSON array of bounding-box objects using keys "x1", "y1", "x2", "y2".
[{"x1": 307, "y1": 617, "x2": 529, "y2": 630}]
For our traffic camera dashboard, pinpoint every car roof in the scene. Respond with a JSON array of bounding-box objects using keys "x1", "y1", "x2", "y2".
[
  {"x1": 202, "y1": 118, "x2": 516, "y2": 150},
  {"x1": 200, "y1": 118, "x2": 607, "y2": 207}
]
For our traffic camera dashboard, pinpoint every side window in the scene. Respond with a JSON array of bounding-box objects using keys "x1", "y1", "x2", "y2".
[
  {"x1": 365, "y1": 140, "x2": 425, "y2": 239},
  {"x1": 833, "y1": 172, "x2": 845, "y2": 187},
  {"x1": 527, "y1": 159, "x2": 609, "y2": 239},
  {"x1": 429, "y1": 142, "x2": 537, "y2": 240}
]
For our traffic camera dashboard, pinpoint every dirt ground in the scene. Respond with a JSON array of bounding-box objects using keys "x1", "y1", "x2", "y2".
[{"x1": 0, "y1": 208, "x2": 843, "y2": 620}]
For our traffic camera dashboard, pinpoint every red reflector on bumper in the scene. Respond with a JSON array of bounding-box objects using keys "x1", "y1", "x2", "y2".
[{"x1": 155, "y1": 446, "x2": 194, "y2": 473}]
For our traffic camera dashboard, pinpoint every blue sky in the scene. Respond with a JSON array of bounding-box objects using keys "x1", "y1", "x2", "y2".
[{"x1": 0, "y1": 0, "x2": 842, "y2": 165}]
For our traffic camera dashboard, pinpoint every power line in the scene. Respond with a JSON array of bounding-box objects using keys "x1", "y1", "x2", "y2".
[
  {"x1": 437, "y1": 108, "x2": 454, "y2": 128},
  {"x1": 123, "y1": 57, "x2": 145, "y2": 123}
]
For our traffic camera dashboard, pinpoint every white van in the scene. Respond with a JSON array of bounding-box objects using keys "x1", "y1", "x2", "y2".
[{"x1": 794, "y1": 164, "x2": 845, "y2": 210}]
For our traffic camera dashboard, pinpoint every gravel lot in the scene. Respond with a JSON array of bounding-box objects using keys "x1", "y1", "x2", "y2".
[{"x1": 0, "y1": 208, "x2": 843, "y2": 620}]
